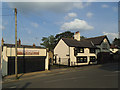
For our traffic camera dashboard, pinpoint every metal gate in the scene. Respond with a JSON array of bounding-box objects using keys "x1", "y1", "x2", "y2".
[{"x1": 8, "y1": 56, "x2": 46, "y2": 75}]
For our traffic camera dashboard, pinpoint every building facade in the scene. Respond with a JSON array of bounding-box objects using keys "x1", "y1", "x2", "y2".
[
  {"x1": 54, "y1": 32, "x2": 111, "y2": 66},
  {"x1": 1, "y1": 39, "x2": 49, "y2": 76}
]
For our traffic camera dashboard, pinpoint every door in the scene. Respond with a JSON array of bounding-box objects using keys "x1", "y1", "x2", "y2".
[{"x1": 8, "y1": 56, "x2": 46, "y2": 75}]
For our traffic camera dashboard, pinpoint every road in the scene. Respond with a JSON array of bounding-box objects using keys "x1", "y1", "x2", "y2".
[{"x1": 2, "y1": 63, "x2": 119, "y2": 88}]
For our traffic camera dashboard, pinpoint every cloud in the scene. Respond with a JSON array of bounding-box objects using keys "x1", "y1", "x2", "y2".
[
  {"x1": 86, "y1": 12, "x2": 93, "y2": 18},
  {"x1": 103, "y1": 32, "x2": 118, "y2": 42},
  {"x1": 7, "y1": 2, "x2": 91, "y2": 14},
  {"x1": 0, "y1": 25, "x2": 5, "y2": 30},
  {"x1": 31, "y1": 22, "x2": 39, "y2": 28},
  {"x1": 101, "y1": 4, "x2": 109, "y2": 8},
  {"x1": 64, "y1": 12, "x2": 77, "y2": 20},
  {"x1": 61, "y1": 19, "x2": 94, "y2": 31}
]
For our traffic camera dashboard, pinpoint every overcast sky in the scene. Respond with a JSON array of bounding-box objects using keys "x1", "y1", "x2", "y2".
[{"x1": 1, "y1": 2, "x2": 118, "y2": 45}]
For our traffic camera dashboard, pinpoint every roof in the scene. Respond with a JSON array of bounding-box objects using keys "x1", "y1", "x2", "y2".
[
  {"x1": 3, "y1": 43, "x2": 45, "y2": 49},
  {"x1": 82, "y1": 35, "x2": 111, "y2": 45},
  {"x1": 62, "y1": 35, "x2": 111, "y2": 48},
  {"x1": 62, "y1": 38, "x2": 98, "y2": 48},
  {"x1": 110, "y1": 44, "x2": 120, "y2": 49}
]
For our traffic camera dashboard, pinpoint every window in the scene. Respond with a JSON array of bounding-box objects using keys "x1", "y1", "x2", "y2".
[
  {"x1": 77, "y1": 48, "x2": 84, "y2": 53},
  {"x1": 77, "y1": 57, "x2": 87, "y2": 63},
  {"x1": 90, "y1": 48, "x2": 95, "y2": 53},
  {"x1": 102, "y1": 43, "x2": 108, "y2": 50},
  {"x1": 90, "y1": 56, "x2": 96, "y2": 62}
]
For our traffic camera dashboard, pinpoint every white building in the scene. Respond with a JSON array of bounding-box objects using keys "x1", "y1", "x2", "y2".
[
  {"x1": 54, "y1": 31, "x2": 111, "y2": 66},
  {"x1": 1, "y1": 39, "x2": 49, "y2": 76}
]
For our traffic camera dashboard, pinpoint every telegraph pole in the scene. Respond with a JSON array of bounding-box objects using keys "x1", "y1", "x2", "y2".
[{"x1": 15, "y1": 8, "x2": 18, "y2": 78}]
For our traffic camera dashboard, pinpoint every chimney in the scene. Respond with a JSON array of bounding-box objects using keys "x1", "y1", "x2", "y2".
[
  {"x1": 33, "y1": 43, "x2": 36, "y2": 47},
  {"x1": 74, "y1": 31, "x2": 80, "y2": 41},
  {"x1": 17, "y1": 38, "x2": 21, "y2": 46},
  {"x1": 18, "y1": 38, "x2": 21, "y2": 45},
  {"x1": 1, "y1": 37, "x2": 4, "y2": 45}
]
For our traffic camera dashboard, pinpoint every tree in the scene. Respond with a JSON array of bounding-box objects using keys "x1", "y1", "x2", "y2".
[
  {"x1": 112, "y1": 38, "x2": 120, "y2": 47},
  {"x1": 40, "y1": 31, "x2": 86, "y2": 51},
  {"x1": 40, "y1": 35, "x2": 56, "y2": 51},
  {"x1": 55, "y1": 31, "x2": 74, "y2": 43},
  {"x1": 80, "y1": 36, "x2": 86, "y2": 40}
]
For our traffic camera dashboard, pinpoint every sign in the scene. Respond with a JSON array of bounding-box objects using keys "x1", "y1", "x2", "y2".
[{"x1": 17, "y1": 49, "x2": 39, "y2": 55}]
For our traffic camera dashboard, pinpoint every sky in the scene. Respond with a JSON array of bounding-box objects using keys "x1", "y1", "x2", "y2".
[{"x1": 0, "y1": 2, "x2": 119, "y2": 46}]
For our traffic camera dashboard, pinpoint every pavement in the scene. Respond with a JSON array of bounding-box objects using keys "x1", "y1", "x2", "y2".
[{"x1": 2, "y1": 62, "x2": 119, "y2": 88}]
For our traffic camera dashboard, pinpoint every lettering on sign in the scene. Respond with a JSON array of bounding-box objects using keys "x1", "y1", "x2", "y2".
[{"x1": 17, "y1": 49, "x2": 39, "y2": 55}]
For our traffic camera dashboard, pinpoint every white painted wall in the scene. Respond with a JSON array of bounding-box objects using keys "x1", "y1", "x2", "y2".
[
  {"x1": 96, "y1": 38, "x2": 110, "y2": 52},
  {"x1": 110, "y1": 48, "x2": 119, "y2": 53},
  {"x1": 7, "y1": 48, "x2": 46, "y2": 57},
  {"x1": 54, "y1": 39, "x2": 69, "y2": 65},
  {"x1": 45, "y1": 51, "x2": 49, "y2": 70},
  {"x1": 1, "y1": 46, "x2": 8, "y2": 76},
  {"x1": 70, "y1": 47, "x2": 97, "y2": 66},
  {"x1": 1, "y1": 46, "x2": 48, "y2": 76}
]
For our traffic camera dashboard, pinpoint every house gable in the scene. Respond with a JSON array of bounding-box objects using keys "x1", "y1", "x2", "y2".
[
  {"x1": 99, "y1": 36, "x2": 111, "y2": 46},
  {"x1": 54, "y1": 39, "x2": 69, "y2": 58}
]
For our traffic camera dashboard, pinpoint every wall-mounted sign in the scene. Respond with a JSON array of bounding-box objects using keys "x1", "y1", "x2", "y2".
[{"x1": 17, "y1": 49, "x2": 39, "y2": 55}]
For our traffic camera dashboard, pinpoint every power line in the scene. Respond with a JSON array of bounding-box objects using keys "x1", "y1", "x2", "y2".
[{"x1": 0, "y1": 15, "x2": 14, "y2": 16}]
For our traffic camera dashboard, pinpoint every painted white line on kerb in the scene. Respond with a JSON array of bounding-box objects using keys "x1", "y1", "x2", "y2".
[{"x1": 45, "y1": 76, "x2": 86, "y2": 83}]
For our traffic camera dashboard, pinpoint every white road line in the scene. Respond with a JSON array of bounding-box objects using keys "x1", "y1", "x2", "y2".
[
  {"x1": 9, "y1": 86, "x2": 17, "y2": 88},
  {"x1": 104, "y1": 74, "x2": 117, "y2": 77},
  {"x1": 45, "y1": 77, "x2": 86, "y2": 83},
  {"x1": 114, "y1": 71, "x2": 120, "y2": 73}
]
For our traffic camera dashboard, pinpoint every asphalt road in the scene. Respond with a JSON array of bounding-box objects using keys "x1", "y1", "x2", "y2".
[{"x1": 2, "y1": 63, "x2": 119, "y2": 88}]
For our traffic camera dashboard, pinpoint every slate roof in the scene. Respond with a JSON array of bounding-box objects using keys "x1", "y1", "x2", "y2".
[
  {"x1": 62, "y1": 35, "x2": 110, "y2": 48},
  {"x1": 62, "y1": 38, "x2": 97, "y2": 48},
  {"x1": 83, "y1": 35, "x2": 111, "y2": 45}
]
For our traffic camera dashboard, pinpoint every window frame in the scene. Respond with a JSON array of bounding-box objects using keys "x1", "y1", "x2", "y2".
[
  {"x1": 90, "y1": 48, "x2": 95, "y2": 53},
  {"x1": 90, "y1": 56, "x2": 96, "y2": 62},
  {"x1": 77, "y1": 56, "x2": 87, "y2": 63},
  {"x1": 77, "y1": 47, "x2": 84, "y2": 53}
]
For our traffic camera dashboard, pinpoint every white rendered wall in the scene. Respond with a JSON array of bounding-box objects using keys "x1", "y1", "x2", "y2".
[
  {"x1": 54, "y1": 39, "x2": 69, "y2": 65},
  {"x1": 7, "y1": 48, "x2": 46, "y2": 57},
  {"x1": 70, "y1": 47, "x2": 97, "y2": 66},
  {"x1": 96, "y1": 38, "x2": 110, "y2": 52},
  {"x1": 1, "y1": 46, "x2": 8, "y2": 76}
]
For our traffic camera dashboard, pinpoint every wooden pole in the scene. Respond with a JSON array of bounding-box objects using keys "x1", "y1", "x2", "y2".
[{"x1": 15, "y1": 8, "x2": 18, "y2": 78}]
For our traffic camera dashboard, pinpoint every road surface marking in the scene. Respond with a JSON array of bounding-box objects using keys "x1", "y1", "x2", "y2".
[
  {"x1": 104, "y1": 74, "x2": 117, "y2": 77},
  {"x1": 114, "y1": 71, "x2": 120, "y2": 73}
]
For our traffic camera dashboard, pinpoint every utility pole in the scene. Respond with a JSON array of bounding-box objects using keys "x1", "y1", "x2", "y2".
[{"x1": 15, "y1": 8, "x2": 18, "y2": 78}]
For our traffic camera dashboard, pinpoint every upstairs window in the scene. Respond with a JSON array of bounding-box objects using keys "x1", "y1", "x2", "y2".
[
  {"x1": 77, "y1": 56, "x2": 87, "y2": 63},
  {"x1": 90, "y1": 48, "x2": 95, "y2": 53},
  {"x1": 102, "y1": 43, "x2": 108, "y2": 50},
  {"x1": 77, "y1": 48, "x2": 84, "y2": 53}
]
